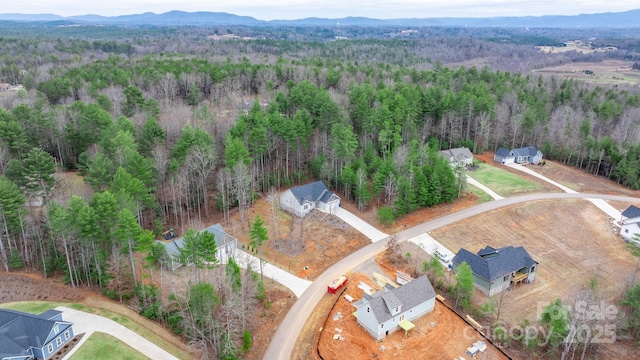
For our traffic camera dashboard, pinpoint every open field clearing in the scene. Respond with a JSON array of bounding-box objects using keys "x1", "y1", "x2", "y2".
[
  {"x1": 532, "y1": 59, "x2": 640, "y2": 86},
  {"x1": 467, "y1": 163, "x2": 546, "y2": 196}
]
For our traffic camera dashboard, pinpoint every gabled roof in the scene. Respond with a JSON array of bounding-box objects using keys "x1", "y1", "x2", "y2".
[
  {"x1": 453, "y1": 246, "x2": 537, "y2": 282},
  {"x1": 440, "y1": 147, "x2": 473, "y2": 162},
  {"x1": 622, "y1": 205, "x2": 640, "y2": 219},
  {"x1": 495, "y1": 147, "x2": 511, "y2": 157},
  {"x1": 289, "y1": 180, "x2": 336, "y2": 205},
  {"x1": 37, "y1": 310, "x2": 62, "y2": 320},
  {"x1": 155, "y1": 224, "x2": 234, "y2": 259},
  {"x1": 512, "y1": 146, "x2": 541, "y2": 157},
  {"x1": 0, "y1": 309, "x2": 72, "y2": 359},
  {"x1": 364, "y1": 276, "x2": 435, "y2": 325}
]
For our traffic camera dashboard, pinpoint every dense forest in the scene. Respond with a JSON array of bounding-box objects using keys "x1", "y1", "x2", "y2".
[{"x1": 1, "y1": 23, "x2": 640, "y2": 358}]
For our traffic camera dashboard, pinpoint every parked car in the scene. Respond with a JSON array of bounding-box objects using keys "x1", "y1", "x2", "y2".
[{"x1": 434, "y1": 249, "x2": 452, "y2": 263}]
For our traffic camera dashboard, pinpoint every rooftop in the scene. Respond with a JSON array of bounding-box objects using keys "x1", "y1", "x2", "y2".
[{"x1": 453, "y1": 246, "x2": 537, "y2": 282}]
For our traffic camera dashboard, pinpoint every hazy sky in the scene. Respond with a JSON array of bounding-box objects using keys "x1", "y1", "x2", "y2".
[{"x1": 5, "y1": 1, "x2": 639, "y2": 20}]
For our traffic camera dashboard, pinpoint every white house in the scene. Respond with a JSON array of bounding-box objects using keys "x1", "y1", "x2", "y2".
[
  {"x1": 439, "y1": 147, "x2": 474, "y2": 167},
  {"x1": 494, "y1": 146, "x2": 543, "y2": 165},
  {"x1": 280, "y1": 180, "x2": 340, "y2": 217},
  {"x1": 354, "y1": 276, "x2": 436, "y2": 340},
  {"x1": 620, "y1": 205, "x2": 640, "y2": 243},
  {"x1": 154, "y1": 223, "x2": 237, "y2": 270}
]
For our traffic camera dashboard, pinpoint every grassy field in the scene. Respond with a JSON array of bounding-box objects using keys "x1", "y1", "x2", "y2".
[
  {"x1": 0, "y1": 301, "x2": 68, "y2": 314},
  {"x1": 0, "y1": 301, "x2": 191, "y2": 360},
  {"x1": 467, "y1": 163, "x2": 543, "y2": 196},
  {"x1": 70, "y1": 332, "x2": 150, "y2": 360},
  {"x1": 466, "y1": 182, "x2": 494, "y2": 203}
]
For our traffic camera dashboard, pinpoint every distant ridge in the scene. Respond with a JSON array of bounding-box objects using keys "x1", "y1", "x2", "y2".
[{"x1": 0, "y1": 9, "x2": 639, "y2": 28}]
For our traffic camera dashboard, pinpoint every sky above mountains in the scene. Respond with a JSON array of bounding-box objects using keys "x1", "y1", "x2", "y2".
[{"x1": 4, "y1": 1, "x2": 639, "y2": 20}]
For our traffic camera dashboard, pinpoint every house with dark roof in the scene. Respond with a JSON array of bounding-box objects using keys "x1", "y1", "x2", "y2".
[
  {"x1": 494, "y1": 146, "x2": 543, "y2": 165},
  {"x1": 280, "y1": 180, "x2": 340, "y2": 217},
  {"x1": 0, "y1": 309, "x2": 74, "y2": 360},
  {"x1": 154, "y1": 223, "x2": 237, "y2": 270},
  {"x1": 354, "y1": 276, "x2": 436, "y2": 340},
  {"x1": 452, "y1": 246, "x2": 538, "y2": 296},
  {"x1": 439, "y1": 147, "x2": 474, "y2": 167},
  {"x1": 620, "y1": 205, "x2": 640, "y2": 243}
]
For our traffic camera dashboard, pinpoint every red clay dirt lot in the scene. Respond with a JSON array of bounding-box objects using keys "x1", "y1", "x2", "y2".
[
  {"x1": 226, "y1": 195, "x2": 371, "y2": 280},
  {"x1": 317, "y1": 273, "x2": 509, "y2": 360}
]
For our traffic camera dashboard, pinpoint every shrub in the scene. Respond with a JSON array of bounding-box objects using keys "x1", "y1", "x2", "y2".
[
  {"x1": 242, "y1": 330, "x2": 252, "y2": 352},
  {"x1": 376, "y1": 206, "x2": 394, "y2": 227}
]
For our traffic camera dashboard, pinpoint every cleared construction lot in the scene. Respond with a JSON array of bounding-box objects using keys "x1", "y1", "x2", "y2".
[{"x1": 431, "y1": 198, "x2": 637, "y2": 326}]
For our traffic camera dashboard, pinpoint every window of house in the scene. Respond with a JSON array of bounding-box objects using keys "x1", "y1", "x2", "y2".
[
  {"x1": 56, "y1": 337, "x2": 62, "y2": 346},
  {"x1": 504, "y1": 275, "x2": 509, "y2": 281},
  {"x1": 53, "y1": 325, "x2": 59, "y2": 334},
  {"x1": 381, "y1": 323, "x2": 384, "y2": 329},
  {"x1": 531, "y1": 266, "x2": 536, "y2": 272},
  {"x1": 48, "y1": 343, "x2": 54, "y2": 353},
  {"x1": 625, "y1": 229, "x2": 629, "y2": 233},
  {"x1": 64, "y1": 331, "x2": 70, "y2": 340},
  {"x1": 367, "y1": 307, "x2": 370, "y2": 313},
  {"x1": 394, "y1": 307, "x2": 399, "y2": 313}
]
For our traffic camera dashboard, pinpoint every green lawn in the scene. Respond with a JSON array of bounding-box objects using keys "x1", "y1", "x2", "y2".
[
  {"x1": 70, "y1": 332, "x2": 150, "y2": 360},
  {"x1": 467, "y1": 163, "x2": 543, "y2": 196},
  {"x1": 466, "y1": 182, "x2": 494, "y2": 203},
  {"x1": 0, "y1": 302, "x2": 191, "y2": 359},
  {"x1": 0, "y1": 301, "x2": 67, "y2": 314}
]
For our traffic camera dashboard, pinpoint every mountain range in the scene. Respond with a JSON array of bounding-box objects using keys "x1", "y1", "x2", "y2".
[{"x1": 1, "y1": 9, "x2": 639, "y2": 28}]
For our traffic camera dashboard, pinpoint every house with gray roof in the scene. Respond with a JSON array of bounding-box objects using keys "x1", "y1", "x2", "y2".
[
  {"x1": 280, "y1": 180, "x2": 340, "y2": 217},
  {"x1": 494, "y1": 146, "x2": 543, "y2": 165},
  {"x1": 0, "y1": 309, "x2": 74, "y2": 360},
  {"x1": 354, "y1": 276, "x2": 436, "y2": 340},
  {"x1": 452, "y1": 245, "x2": 538, "y2": 296},
  {"x1": 154, "y1": 223, "x2": 237, "y2": 270},
  {"x1": 620, "y1": 205, "x2": 640, "y2": 243},
  {"x1": 439, "y1": 147, "x2": 474, "y2": 167}
]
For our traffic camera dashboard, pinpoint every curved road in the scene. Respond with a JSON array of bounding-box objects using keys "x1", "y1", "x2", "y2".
[{"x1": 263, "y1": 192, "x2": 640, "y2": 360}]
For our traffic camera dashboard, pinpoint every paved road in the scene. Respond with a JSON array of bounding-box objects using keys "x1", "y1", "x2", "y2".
[
  {"x1": 58, "y1": 306, "x2": 178, "y2": 360},
  {"x1": 263, "y1": 192, "x2": 640, "y2": 360}
]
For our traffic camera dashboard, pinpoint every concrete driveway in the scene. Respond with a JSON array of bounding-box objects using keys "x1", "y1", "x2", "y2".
[
  {"x1": 408, "y1": 232, "x2": 455, "y2": 268},
  {"x1": 58, "y1": 306, "x2": 178, "y2": 360},
  {"x1": 506, "y1": 163, "x2": 623, "y2": 220},
  {"x1": 322, "y1": 207, "x2": 389, "y2": 242},
  {"x1": 466, "y1": 175, "x2": 503, "y2": 200},
  {"x1": 233, "y1": 249, "x2": 312, "y2": 298}
]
